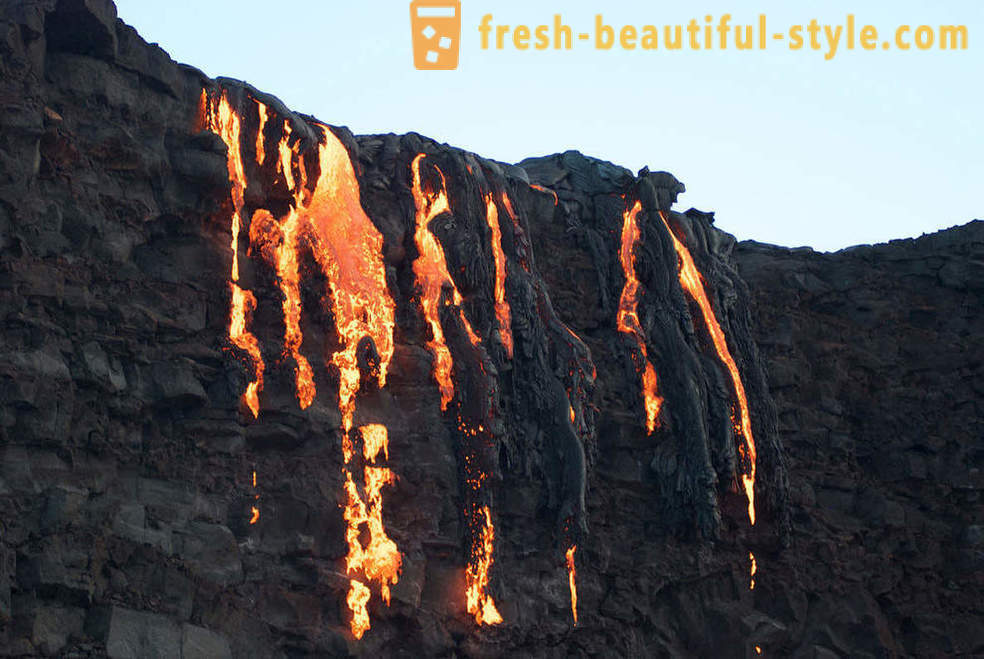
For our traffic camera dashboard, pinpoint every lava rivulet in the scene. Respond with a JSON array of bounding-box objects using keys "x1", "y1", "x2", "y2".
[
  {"x1": 410, "y1": 154, "x2": 480, "y2": 409},
  {"x1": 749, "y1": 551, "x2": 757, "y2": 590},
  {"x1": 658, "y1": 210, "x2": 757, "y2": 525},
  {"x1": 617, "y1": 201, "x2": 664, "y2": 434},
  {"x1": 484, "y1": 193, "x2": 513, "y2": 358},
  {"x1": 203, "y1": 90, "x2": 265, "y2": 418},
  {"x1": 465, "y1": 505, "x2": 503, "y2": 625},
  {"x1": 566, "y1": 545, "x2": 578, "y2": 626},
  {"x1": 304, "y1": 125, "x2": 396, "y2": 433}
]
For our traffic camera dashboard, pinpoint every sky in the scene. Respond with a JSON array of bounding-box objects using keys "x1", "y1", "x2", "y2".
[{"x1": 113, "y1": 0, "x2": 981, "y2": 251}]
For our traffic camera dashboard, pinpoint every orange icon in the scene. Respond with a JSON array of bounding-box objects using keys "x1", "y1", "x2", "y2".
[{"x1": 410, "y1": 0, "x2": 461, "y2": 70}]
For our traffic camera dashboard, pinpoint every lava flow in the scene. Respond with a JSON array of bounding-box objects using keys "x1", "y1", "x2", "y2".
[
  {"x1": 617, "y1": 200, "x2": 664, "y2": 433},
  {"x1": 249, "y1": 469, "x2": 260, "y2": 525},
  {"x1": 749, "y1": 551, "x2": 757, "y2": 590},
  {"x1": 465, "y1": 505, "x2": 503, "y2": 625},
  {"x1": 203, "y1": 91, "x2": 265, "y2": 418},
  {"x1": 410, "y1": 154, "x2": 481, "y2": 409},
  {"x1": 484, "y1": 193, "x2": 513, "y2": 358},
  {"x1": 304, "y1": 125, "x2": 396, "y2": 434},
  {"x1": 658, "y1": 210, "x2": 757, "y2": 525},
  {"x1": 566, "y1": 545, "x2": 578, "y2": 626}
]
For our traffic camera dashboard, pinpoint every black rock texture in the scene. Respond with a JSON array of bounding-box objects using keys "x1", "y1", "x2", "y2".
[{"x1": 0, "y1": 1, "x2": 979, "y2": 657}]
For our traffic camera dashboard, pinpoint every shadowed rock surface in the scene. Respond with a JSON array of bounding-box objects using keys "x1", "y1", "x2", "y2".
[{"x1": 0, "y1": 1, "x2": 980, "y2": 657}]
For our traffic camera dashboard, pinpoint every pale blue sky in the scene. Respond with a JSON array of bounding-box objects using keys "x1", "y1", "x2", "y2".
[{"x1": 114, "y1": 1, "x2": 981, "y2": 251}]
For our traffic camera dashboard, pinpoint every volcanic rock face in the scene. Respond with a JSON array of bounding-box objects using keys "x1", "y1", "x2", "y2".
[{"x1": 0, "y1": 1, "x2": 979, "y2": 657}]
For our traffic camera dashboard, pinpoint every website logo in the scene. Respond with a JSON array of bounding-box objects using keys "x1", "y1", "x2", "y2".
[{"x1": 411, "y1": 0, "x2": 461, "y2": 70}]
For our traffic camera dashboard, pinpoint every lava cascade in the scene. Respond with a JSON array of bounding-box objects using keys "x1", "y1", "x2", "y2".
[
  {"x1": 658, "y1": 211, "x2": 757, "y2": 525},
  {"x1": 617, "y1": 200, "x2": 664, "y2": 433},
  {"x1": 409, "y1": 154, "x2": 481, "y2": 409},
  {"x1": 203, "y1": 91, "x2": 265, "y2": 418},
  {"x1": 485, "y1": 193, "x2": 513, "y2": 358},
  {"x1": 566, "y1": 545, "x2": 578, "y2": 626},
  {"x1": 465, "y1": 506, "x2": 503, "y2": 625},
  {"x1": 203, "y1": 91, "x2": 400, "y2": 639}
]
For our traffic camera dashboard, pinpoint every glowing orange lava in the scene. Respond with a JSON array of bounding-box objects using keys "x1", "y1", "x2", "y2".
[
  {"x1": 566, "y1": 545, "x2": 578, "y2": 626},
  {"x1": 305, "y1": 126, "x2": 396, "y2": 433},
  {"x1": 617, "y1": 201, "x2": 663, "y2": 433},
  {"x1": 658, "y1": 210, "x2": 757, "y2": 525},
  {"x1": 465, "y1": 505, "x2": 503, "y2": 625},
  {"x1": 485, "y1": 193, "x2": 513, "y2": 359},
  {"x1": 530, "y1": 183, "x2": 559, "y2": 206},
  {"x1": 249, "y1": 469, "x2": 260, "y2": 524},
  {"x1": 410, "y1": 154, "x2": 480, "y2": 409},
  {"x1": 228, "y1": 284, "x2": 264, "y2": 418},
  {"x1": 203, "y1": 90, "x2": 265, "y2": 418},
  {"x1": 347, "y1": 579, "x2": 371, "y2": 640},
  {"x1": 749, "y1": 551, "x2": 757, "y2": 590}
]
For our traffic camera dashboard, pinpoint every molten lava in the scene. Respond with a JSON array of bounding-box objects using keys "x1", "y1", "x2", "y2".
[
  {"x1": 566, "y1": 545, "x2": 578, "y2": 626},
  {"x1": 617, "y1": 201, "x2": 664, "y2": 433},
  {"x1": 485, "y1": 193, "x2": 513, "y2": 358},
  {"x1": 749, "y1": 551, "x2": 757, "y2": 590},
  {"x1": 465, "y1": 505, "x2": 503, "y2": 625},
  {"x1": 255, "y1": 101, "x2": 268, "y2": 165},
  {"x1": 530, "y1": 183, "x2": 559, "y2": 206},
  {"x1": 658, "y1": 210, "x2": 757, "y2": 525},
  {"x1": 347, "y1": 579, "x2": 372, "y2": 640},
  {"x1": 305, "y1": 126, "x2": 396, "y2": 434},
  {"x1": 410, "y1": 154, "x2": 480, "y2": 409},
  {"x1": 228, "y1": 284, "x2": 264, "y2": 418},
  {"x1": 205, "y1": 91, "x2": 400, "y2": 639},
  {"x1": 203, "y1": 90, "x2": 265, "y2": 418},
  {"x1": 249, "y1": 469, "x2": 260, "y2": 525}
]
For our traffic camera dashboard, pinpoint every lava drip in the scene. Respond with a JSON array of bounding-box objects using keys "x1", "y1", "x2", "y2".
[
  {"x1": 267, "y1": 121, "x2": 316, "y2": 410},
  {"x1": 249, "y1": 469, "x2": 260, "y2": 525},
  {"x1": 299, "y1": 125, "x2": 399, "y2": 638},
  {"x1": 342, "y1": 424, "x2": 402, "y2": 639},
  {"x1": 465, "y1": 504, "x2": 503, "y2": 625},
  {"x1": 202, "y1": 90, "x2": 264, "y2": 418},
  {"x1": 484, "y1": 194, "x2": 513, "y2": 359},
  {"x1": 617, "y1": 200, "x2": 664, "y2": 434},
  {"x1": 657, "y1": 210, "x2": 757, "y2": 525},
  {"x1": 749, "y1": 551, "x2": 757, "y2": 590},
  {"x1": 410, "y1": 154, "x2": 481, "y2": 408},
  {"x1": 566, "y1": 545, "x2": 578, "y2": 626}
]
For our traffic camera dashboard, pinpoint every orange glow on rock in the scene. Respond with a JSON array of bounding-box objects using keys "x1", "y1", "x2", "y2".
[
  {"x1": 617, "y1": 201, "x2": 664, "y2": 433},
  {"x1": 466, "y1": 505, "x2": 503, "y2": 625},
  {"x1": 658, "y1": 210, "x2": 757, "y2": 525},
  {"x1": 566, "y1": 545, "x2": 578, "y2": 626},
  {"x1": 347, "y1": 579, "x2": 372, "y2": 640},
  {"x1": 485, "y1": 193, "x2": 513, "y2": 359},
  {"x1": 204, "y1": 90, "x2": 265, "y2": 418},
  {"x1": 410, "y1": 154, "x2": 480, "y2": 409},
  {"x1": 749, "y1": 551, "x2": 757, "y2": 590}
]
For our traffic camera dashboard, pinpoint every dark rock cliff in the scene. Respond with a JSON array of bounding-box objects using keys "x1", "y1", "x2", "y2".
[{"x1": 0, "y1": 1, "x2": 979, "y2": 657}]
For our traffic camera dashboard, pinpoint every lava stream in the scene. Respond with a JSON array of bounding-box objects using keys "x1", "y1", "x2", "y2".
[
  {"x1": 616, "y1": 201, "x2": 664, "y2": 433},
  {"x1": 658, "y1": 210, "x2": 757, "y2": 525},
  {"x1": 566, "y1": 545, "x2": 578, "y2": 626},
  {"x1": 410, "y1": 154, "x2": 480, "y2": 409},
  {"x1": 255, "y1": 102, "x2": 267, "y2": 165},
  {"x1": 203, "y1": 90, "x2": 264, "y2": 417},
  {"x1": 465, "y1": 505, "x2": 503, "y2": 625},
  {"x1": 749, "y1": 551, "x2": 757, "y2": 590},
  {"x1": 484, "y1": 193, "x2": 513, "y2": 358},
  {"x1": 347, "y1": 579, "x2": 372, "y2": 640}
]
